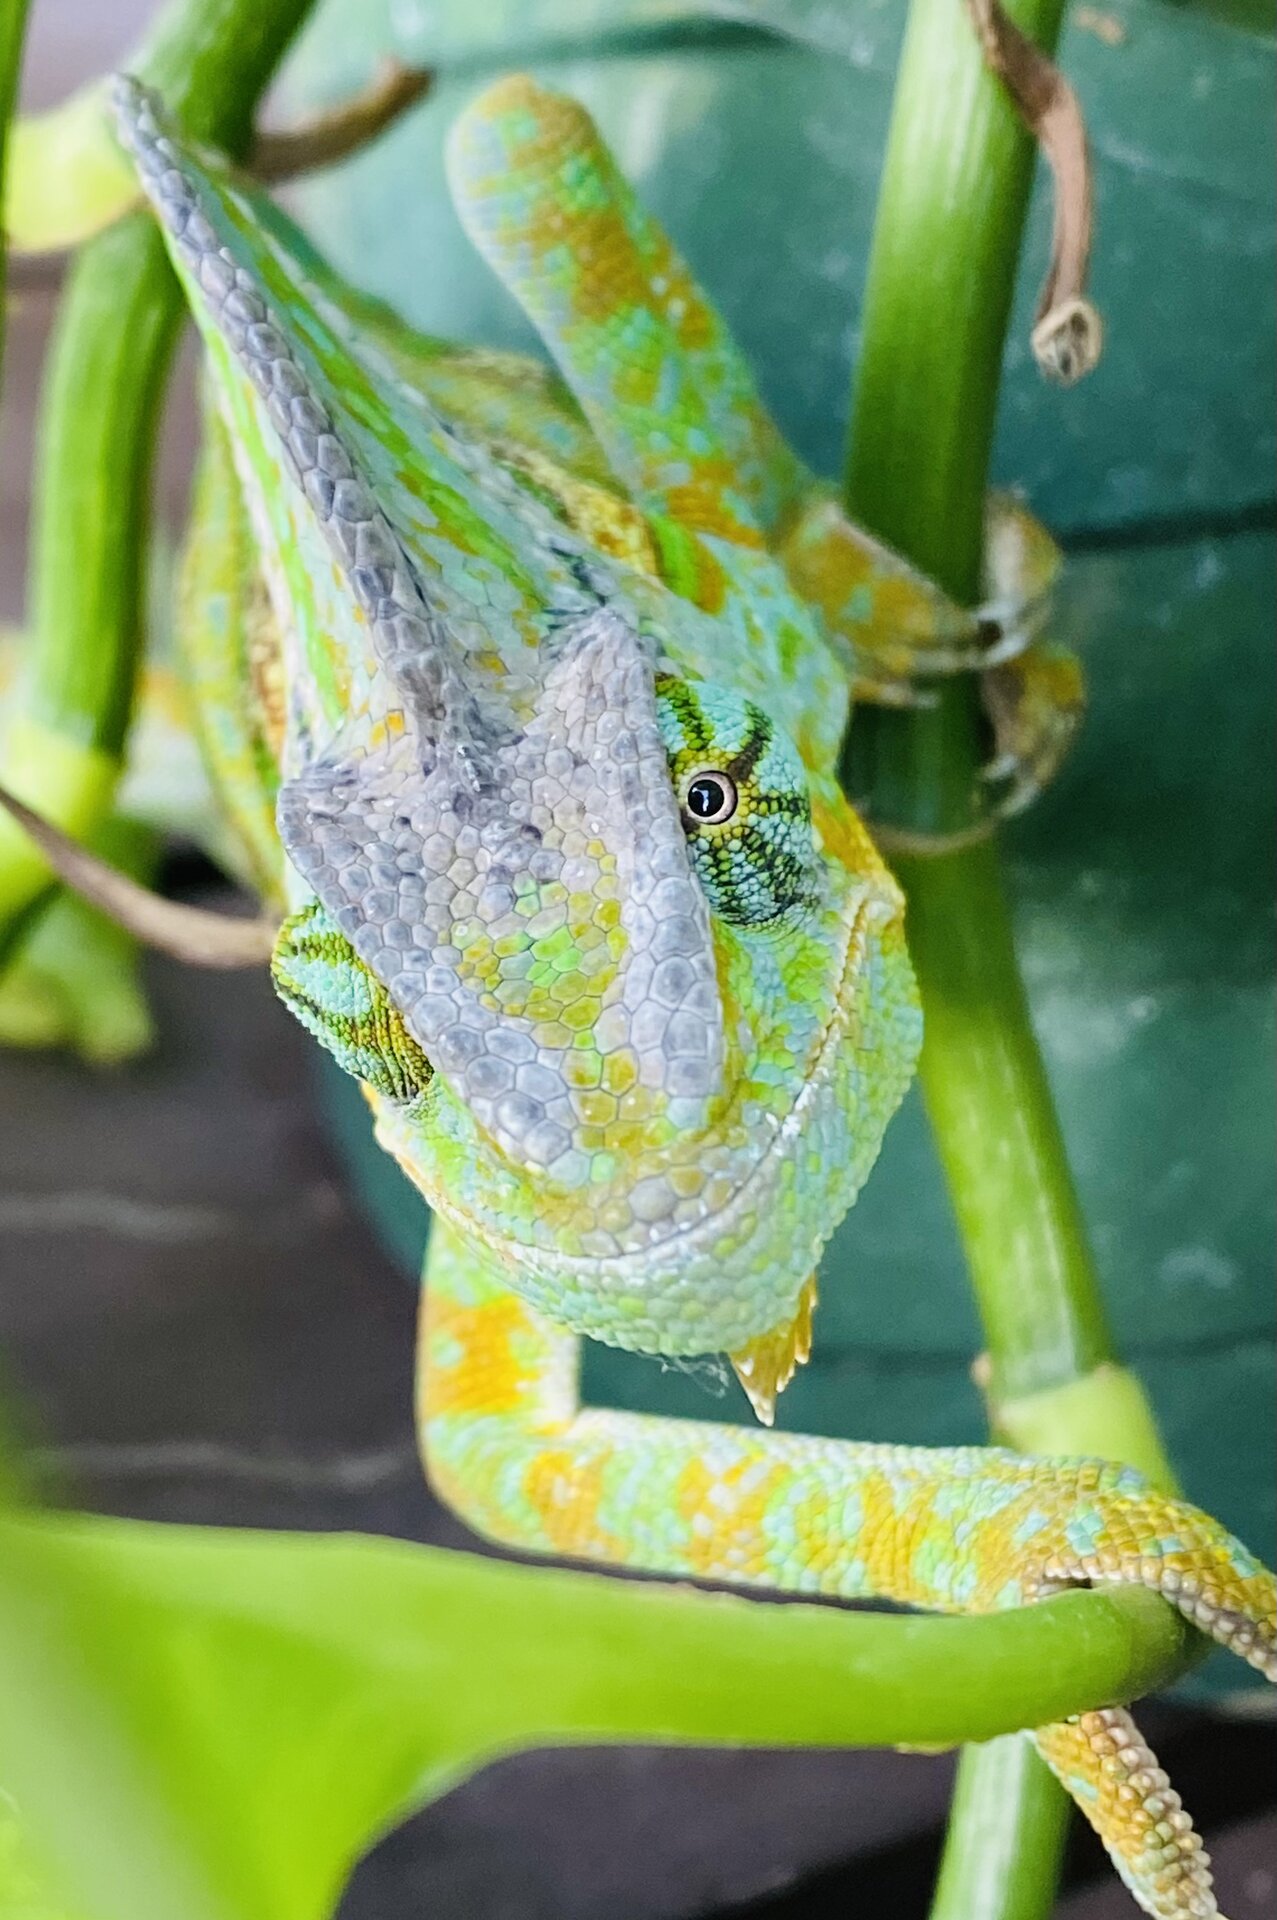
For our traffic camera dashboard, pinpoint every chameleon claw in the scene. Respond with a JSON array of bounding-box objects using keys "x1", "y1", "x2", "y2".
[
  {"x1": 0, "y1": 782, "x2": 278, "y2": 968},
  {"x1": 978, "y1": 492, "x2": 1062, "y2": 657},
  {"x1": 980, "y1": 642, "x2": 1087, "y2": 818}
]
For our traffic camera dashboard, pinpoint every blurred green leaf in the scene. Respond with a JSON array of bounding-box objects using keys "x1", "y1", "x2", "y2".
[{"x1": 0, "y1": 1505, "x2": 1195, "y2": 1920}]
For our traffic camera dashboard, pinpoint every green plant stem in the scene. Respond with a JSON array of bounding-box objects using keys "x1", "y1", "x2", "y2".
[
  {"x1": 895, "y1": 840, "x2": 1107, "y2": 1400},
  {"x1": 0, "y1": 0, "x2": 316, "y2": 939},
  {"x1": 8, "y1": 1514, "x2": 1200, "y2": 1754},
  {"x1": 27, "y1": 0, "x2": 320, "y2": 749},
  {"x1": 0, "y1": 0, "x2": 30, "y2": 372},
  {"x1": 843, "y1": 0, "x2": 1179, "y2": 1910},
  {"x1": 28, "y1": 218, "x2": 182, "y2": 756},
  {"x1": 130, "y1": 0, "x2": 315, "y2": 148},
  {"x1": 928, "y1": 1734, "x2": 1072, "y2": 1920}
]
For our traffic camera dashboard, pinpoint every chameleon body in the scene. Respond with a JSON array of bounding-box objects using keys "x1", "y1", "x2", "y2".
[{"x1": 112, "y1": 74, "x2": 1275, "y2": 1920}]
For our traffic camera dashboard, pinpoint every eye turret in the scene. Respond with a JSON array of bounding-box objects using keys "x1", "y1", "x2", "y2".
[{"x1": 657, "y1": 676, "x2": 816, "y2": 928}]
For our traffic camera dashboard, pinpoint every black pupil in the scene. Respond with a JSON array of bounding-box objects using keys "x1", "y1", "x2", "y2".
[{"x1": 687, "y1": 775, "x2": 731, "y2": 821}]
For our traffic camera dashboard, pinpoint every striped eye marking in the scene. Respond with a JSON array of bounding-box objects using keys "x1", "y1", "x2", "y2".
[{"x1": 656, "y1": 675, "x2": 815, "y2": 929}]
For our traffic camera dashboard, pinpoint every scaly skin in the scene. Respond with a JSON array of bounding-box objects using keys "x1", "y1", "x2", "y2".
[{"x1": 113, "y1": 74, "x2": 1275, "y2": 1919}]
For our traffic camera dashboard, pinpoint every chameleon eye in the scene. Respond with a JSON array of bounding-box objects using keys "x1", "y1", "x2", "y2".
[
  {"x1": 682, "y1": 769, "x2": 738, "y2": 827},
  {"x1": 657, "y1": 675, "x2": 816, "y2": 929}
]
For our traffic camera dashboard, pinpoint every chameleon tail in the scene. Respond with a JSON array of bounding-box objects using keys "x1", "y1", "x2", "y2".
[
  {"x1": 418, "y1": 1221, "x2": 1275, "y2": 1920},
  {"x1": 448, "y1": 78, "x2": 1086, "y2": 817},
  {"x1": 446, "y1": 73, "x2": 859, "y2": 778}
]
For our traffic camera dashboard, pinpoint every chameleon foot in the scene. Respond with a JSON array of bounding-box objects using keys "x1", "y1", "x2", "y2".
[
  {"x1": 778, "y1": 490, "x2": 1003, "y2": 701},
  {"x1": 779, "y1": 488, "x2": 1083, "y2": 820},
  {"x1": 981, "y1": 640, "x2": 1087, "y2": 817}
]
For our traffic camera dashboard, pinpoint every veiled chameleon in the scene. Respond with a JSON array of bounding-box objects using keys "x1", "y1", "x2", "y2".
[{"x1": 50, "y1": 71, "x2": 1277, "y2": 1920}]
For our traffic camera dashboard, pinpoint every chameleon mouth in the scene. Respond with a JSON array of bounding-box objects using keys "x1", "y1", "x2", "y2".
[
  {"x1": 622, "y1": 880, "x2": 882, "y2": 1252},
  {"x1": 426, "y1": 874, "x2": 890, "y2": 1324}
]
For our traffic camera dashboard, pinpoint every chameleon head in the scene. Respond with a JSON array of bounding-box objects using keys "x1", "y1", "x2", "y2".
[
  {"x1": 274, "y1": 640, "x2": 920, "y2": 1362},
  {"x1": 113, "y1": 72, "x2": 921, "y2": 1369}
]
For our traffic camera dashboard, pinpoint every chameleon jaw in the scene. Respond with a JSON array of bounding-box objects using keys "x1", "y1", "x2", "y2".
[{"x1": 377, "y1": 868, "x2": 918, "y2": 1361}]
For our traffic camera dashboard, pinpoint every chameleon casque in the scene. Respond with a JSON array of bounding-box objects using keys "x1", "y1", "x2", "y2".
[{"x1": 42, "y1": 70, "x2": 1271, "y2": 1920}]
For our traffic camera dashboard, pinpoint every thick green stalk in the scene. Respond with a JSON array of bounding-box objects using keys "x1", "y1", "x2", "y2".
[
  {"x1": 843, "y1": 0, "x2": 1177, "y2": 1910},
  {"x1": 928, "y1": 1735, "x2": 1072, "y2": 1920},
  {"x1": 0, "y1": 0, "x2": 316, "y2": 935},
  {"x1": 896, "y1": 843, "x2": 1107, "y2": 1400},
  {"x1": 27, "y1": 217, "x2": 182, "y2": 757},
  {"x1": 129, "y1": 0, "x2": 318, "y2": 153},
  {"x1": 0, "y1": 0, "x2": 30, "y2": 373}
]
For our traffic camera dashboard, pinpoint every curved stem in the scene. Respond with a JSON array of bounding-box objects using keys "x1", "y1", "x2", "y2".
[
  {"x1": 842, "y1": 0, "x2": 1178, "y2": 1910},
  {"x1": 0, "y1": 1507, "x2": 1200, "y2": 1920},
  {"x1": 0, "y1": 0, "x2": 316, "y2": 944},
  {"x1": 6, "y1": 1514, "x2": 1201, "y2": 1756},
  {"x1": 7, "y1": 0, "x2": 320, "y2": 253}
]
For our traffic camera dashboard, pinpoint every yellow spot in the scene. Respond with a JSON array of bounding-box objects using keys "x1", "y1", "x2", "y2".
[
  {"x1": 523, "y1": 1446, "x2": 629, "y2": 1563},
  {"x1": 564, "y1": 1050, "x2": 603, "y2": 1088},
  {"x1": 602, "y1": 1050, "x2": 638, "y2": 1096},
  {"x1": 423, "y1": 1293, "x2": 538, "y2": 1419},
  {"x1": 575, "y1": 1088, "x2": 618, "y2": 1127},
  {"x1": 675, "y1": 1451, "x2": 788, "y2": 1581},
  {"x1": 810, "y1": 790, "x2": 897, "y2": 893}
]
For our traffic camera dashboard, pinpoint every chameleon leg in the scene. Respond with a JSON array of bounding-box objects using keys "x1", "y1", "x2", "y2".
[
  {"x1": 783, "y1": 488, "x2": 1087, "y2": 816},
  {"x1": 447, "y1": 74, "x2": 807, "y2": 540},
  {"x1": 420, "y1": 1221, "x2": 1274, "y2": 1920}
]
